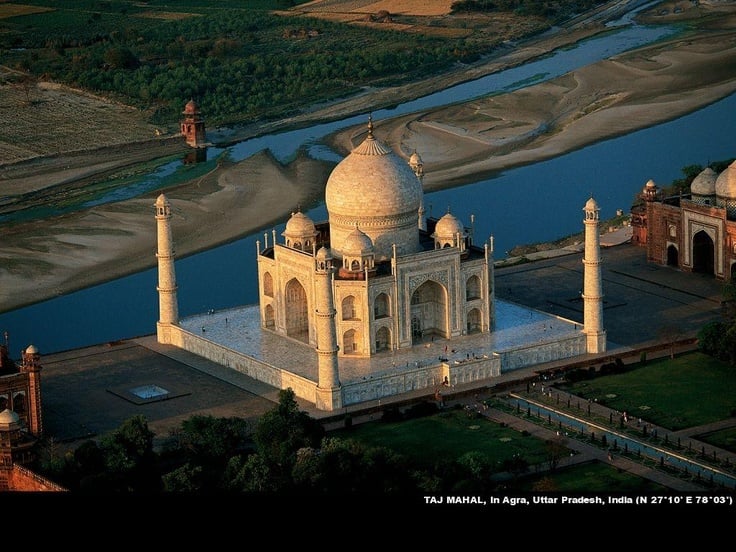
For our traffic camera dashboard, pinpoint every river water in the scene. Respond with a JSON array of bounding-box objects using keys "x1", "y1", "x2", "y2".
[{"x1": 1, "y1": 9, "x2": 736, "y2": 356}]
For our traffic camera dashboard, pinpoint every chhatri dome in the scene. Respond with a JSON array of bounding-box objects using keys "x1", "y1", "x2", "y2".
[
  {"x1": 325, "y1": 117, "x2": 423, "y2": 260},
  {"x1": 715, "y1": 160, "x2": 736, "y2": 217},
  {"x1": 434, "y1": 210, "x2": 464, "y2": 239},
  {"x1": 715, "y1": 160, "x2": 736, "y2": 200},
  {"x1": 282, "y1": 210, "x2": 318, "y2": 250},
  {"x1": 691, "y1": 167, "x2": 717, "y2": 196},
  {"x1": 342, "y1": 224, "x2": 374, "y2": 256}
]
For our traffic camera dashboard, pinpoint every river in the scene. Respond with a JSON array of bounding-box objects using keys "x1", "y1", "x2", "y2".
[{"x1": 1, "y1": 6, "x2": 735, "y2": 356}]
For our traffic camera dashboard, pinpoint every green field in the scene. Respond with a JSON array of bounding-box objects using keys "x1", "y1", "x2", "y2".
[
  {"x1": 560, "y1": 352, "x2": 736, "y2": 431},
  {"x1": 329, "y1": 351, "x2": 736, "y2": 492}
]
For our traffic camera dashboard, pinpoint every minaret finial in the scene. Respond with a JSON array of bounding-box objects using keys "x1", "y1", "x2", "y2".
[{"x1": 367, "y1": 113, "x2": 374, "y2": 138}]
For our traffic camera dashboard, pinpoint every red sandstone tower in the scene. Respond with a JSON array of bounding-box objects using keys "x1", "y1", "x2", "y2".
[
  {"x1": 180, "y1": 99, "x2": 206, "y2": 148},
  {"x1": 20, "y1": 345, "x2": 42, "y2": 437}
]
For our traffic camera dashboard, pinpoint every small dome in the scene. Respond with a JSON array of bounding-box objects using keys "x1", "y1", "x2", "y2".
[
  {"x1": 434, "y1": 211, "x2": 464, "y2": 238},
  {"x1": 584, "y1": 197, "x2": 599, "y2": 211},
  {"x1": 315, "y1": 246, "x2": 333, "y2": 262},
  {"x1": 182, "y1": 99, "x2": 199, "y2": 114},
  {"x1": 715, "y1": 160, "x2": 736, "y2": 199},
  {"x1": 155, "y1": 193, "x2": 169, "y2": 207},
  {"x1": 645, "y1": 179, "x2": 657, "y2": 188},
  {"x1": 342, "y1": 226, "x2": 374, "y2": 255},
  {"x1": 409, "y1": 150, "x2": 423, "y2": 169},
  {"x1": 691, "y1": 167, "x2": 717, "y2": 196},
  {"x1": 25, "y1": 344, "x2": 38, "y2": 355},
  {"x1": 0, "y1": 409, "x2": 20, "y2": 430},
  {"x1": 283, "y1": 211, "x2": 316, "y2": 237}
]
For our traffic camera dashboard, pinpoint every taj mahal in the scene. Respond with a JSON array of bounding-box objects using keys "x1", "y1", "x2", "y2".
[{"x1": 154, "y1": 117, "x2": 606, "y2": 411}]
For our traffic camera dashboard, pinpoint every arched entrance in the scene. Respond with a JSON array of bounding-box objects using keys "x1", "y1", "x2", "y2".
[
  {"x1": 692, "y1": 230, "x2": 714, "y2": 275},
  {"x1": 666, "y1": 244, "x2": 678, "y2": 267},
  {"x1": 343, "y1": 329, "x2": 359, "y2": 354},
  {"x1": 264, "y1": 304, "x2": 275, "y2": 329},
  {"x1": 466, "y1": 275, "x2": 481, "y2": 300},
  {"x1": 375, "y1": 326, "x2": 390, "y2": 351},
  {"x1": 410, "y1": 280, "x2": 448, "y2": 343},
  {"x1": 285, "y1": 278, "x2": 309, "y2": 343},
  {"x1": 467, "y1": 308, "x2": 481, "y2": 334}
]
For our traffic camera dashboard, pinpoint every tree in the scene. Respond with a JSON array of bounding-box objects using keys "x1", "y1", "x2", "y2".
[
  {"x1": 545, "y1": 435, "x2": 569, "y2": 471},
  {"x1": 657, "y1": 323, "x2": 684, "y2": 360},
  {"x1": 10, "y1": 74, "x2": 37, "y2": 106},
  {"x1": 253, "y1": 388, "x2": 324, "y2": 477},
  {"x1": 162, "y1": 414, "x2": 252, "y2": 491},
  {"x1": 100, "y1": 415, "x2": 160, "y2": 492},
  {"x1": 103, "y1": 46, "x2": 139, "y2": 69}
]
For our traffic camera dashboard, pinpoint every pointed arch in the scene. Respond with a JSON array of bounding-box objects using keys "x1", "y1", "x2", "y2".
[
  {"x1": 285, "y1": 278, "x2": 309, "y2": 343},
  {"x1": 12, "y1": 391, "x2": 26, "y2": 416},
  {"x1": 343, "y1": 329, "x2": 359, "y2": 355},
  {"x1": 692, "y1": 231, "x2": 714, "y2": 275},
  {"x1": 375, "y1": 326, "x2": 391, "y2": 352},
  {"x1": 342, "y1": 295, "x2": 358, "y2": 320},
  {"x1": 263, "y1": 272, "x2": 274, "y2": 297},
  {"x1": 466, "y1": 275, "x2": 481, "y2": 301},
  {"x1": 666, "y1": 244, "x2": 679, "y2": 267},
  {"x1": 264, "y1": 304, "x2": 275, "y2": 329},
  {"x1": 374, "y1": 292, "x2": 390, "y2": 319},
  {"x1": 467, "y1": 308, "x2": 482, "y2": 334},
  {"x1": 410, "y1": 280, "x2": 448, "y2": 343}
]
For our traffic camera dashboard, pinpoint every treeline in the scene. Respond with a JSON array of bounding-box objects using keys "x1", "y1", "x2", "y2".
[
  {"x1": 1, "y1": 0, "x2": 580, "y2": 128},
  {"x1": 451, "y1": 0, "x2": 607, "y2": 21},
  {"x1": 35, "y1": 389, "x2": 526, "y2": 494}
]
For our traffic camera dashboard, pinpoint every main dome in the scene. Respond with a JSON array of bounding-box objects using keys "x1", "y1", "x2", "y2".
[{"x1": 324, "y1": 119, "x2": 423, "y2": 259}]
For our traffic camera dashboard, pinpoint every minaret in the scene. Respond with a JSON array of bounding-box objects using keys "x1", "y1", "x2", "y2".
[
  {"x1": 582, "y1": 197, "x2": 606, "y2": 353},
  {"x1": 20, "y1": 344, "x2": 42, "y2": 437},
  {"x1": 408, "y1": 150, "x2": 427, "y2": 231},
  {"x1": 313, "y1": 246, "x2": 342, "y2": 411},
  {"x1": 155, "y1": 194, "x2": 179, "y2": 344}
]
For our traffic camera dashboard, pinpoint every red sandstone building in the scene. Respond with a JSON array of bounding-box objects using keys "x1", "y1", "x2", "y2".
[
  {"x1": 0, "y1": 341, "x2": 64, "y2": 492},
  {"x1": 180, "y1": 99, "x2": 206, "y2": 148},
  {"x1": 631, "y1": 161, "x2": 736, "y2": 281}
]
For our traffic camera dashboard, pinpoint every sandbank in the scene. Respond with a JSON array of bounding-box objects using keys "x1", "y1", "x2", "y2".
[{"x1": 1, "y1": 6, "x2": 736, "y2": 314}]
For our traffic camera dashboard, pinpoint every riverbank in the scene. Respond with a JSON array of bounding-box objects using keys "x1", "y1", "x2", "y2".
[{"x1": 1, "y1": 2, "x2": 735, "y2": 314}]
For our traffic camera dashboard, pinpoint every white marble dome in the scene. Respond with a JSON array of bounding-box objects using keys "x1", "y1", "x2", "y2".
[
  {"x1": 315, "y1": 246, "x2": 332, "y2": 262},
  {"x1": 434, "y1": 211, "x2": 464, "y2": 238},
  {"x1": 283, "y1": 211, "x2": 316, "y2": 237},
  {"x1": 715, "y1": 160, "x2": 736, "y2": 199},
  {"x1": 343, "y1": 225, "x2": 374, "y2": 256},
  {"x1": 0, "y1": 409, "x2": 20, "y2": 431},
  {"x1": 691, "y1": 167, "x2": 717, "y2": 196},
  {"x1": 325, "y1": 120, "x2": 423, "y2": 259}
]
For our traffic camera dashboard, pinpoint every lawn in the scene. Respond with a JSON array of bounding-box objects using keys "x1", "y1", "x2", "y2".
[
  {"x1": 334, "y1": 407, "x2": 565, "y2": 472},
  {"x1": 560, "y1": 352, "x2": 736, "y2": 430},
  {"x1": 698, "y1": 426, "x2": 736, "y2": 454},
  {"x1": 515, "y1": 460, "x2": 667, "y2": 493},
  {"x1": 330, "y1": 407, "x2": 669, "y2": 491}
]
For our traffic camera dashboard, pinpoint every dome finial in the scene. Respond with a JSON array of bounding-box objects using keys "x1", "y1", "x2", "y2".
[{"x1": 367, "y1": 113, "x2": 374, "y2": 138}]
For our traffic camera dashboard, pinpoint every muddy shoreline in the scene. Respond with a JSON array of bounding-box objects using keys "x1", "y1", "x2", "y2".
[{"x1": 1, "y1": 4, "x2": 736, "y2": 314}]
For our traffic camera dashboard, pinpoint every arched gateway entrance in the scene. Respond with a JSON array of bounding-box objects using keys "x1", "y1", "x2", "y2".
[{"x1": 692, "y1": 230, "x2": 714, "y2": 275}]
